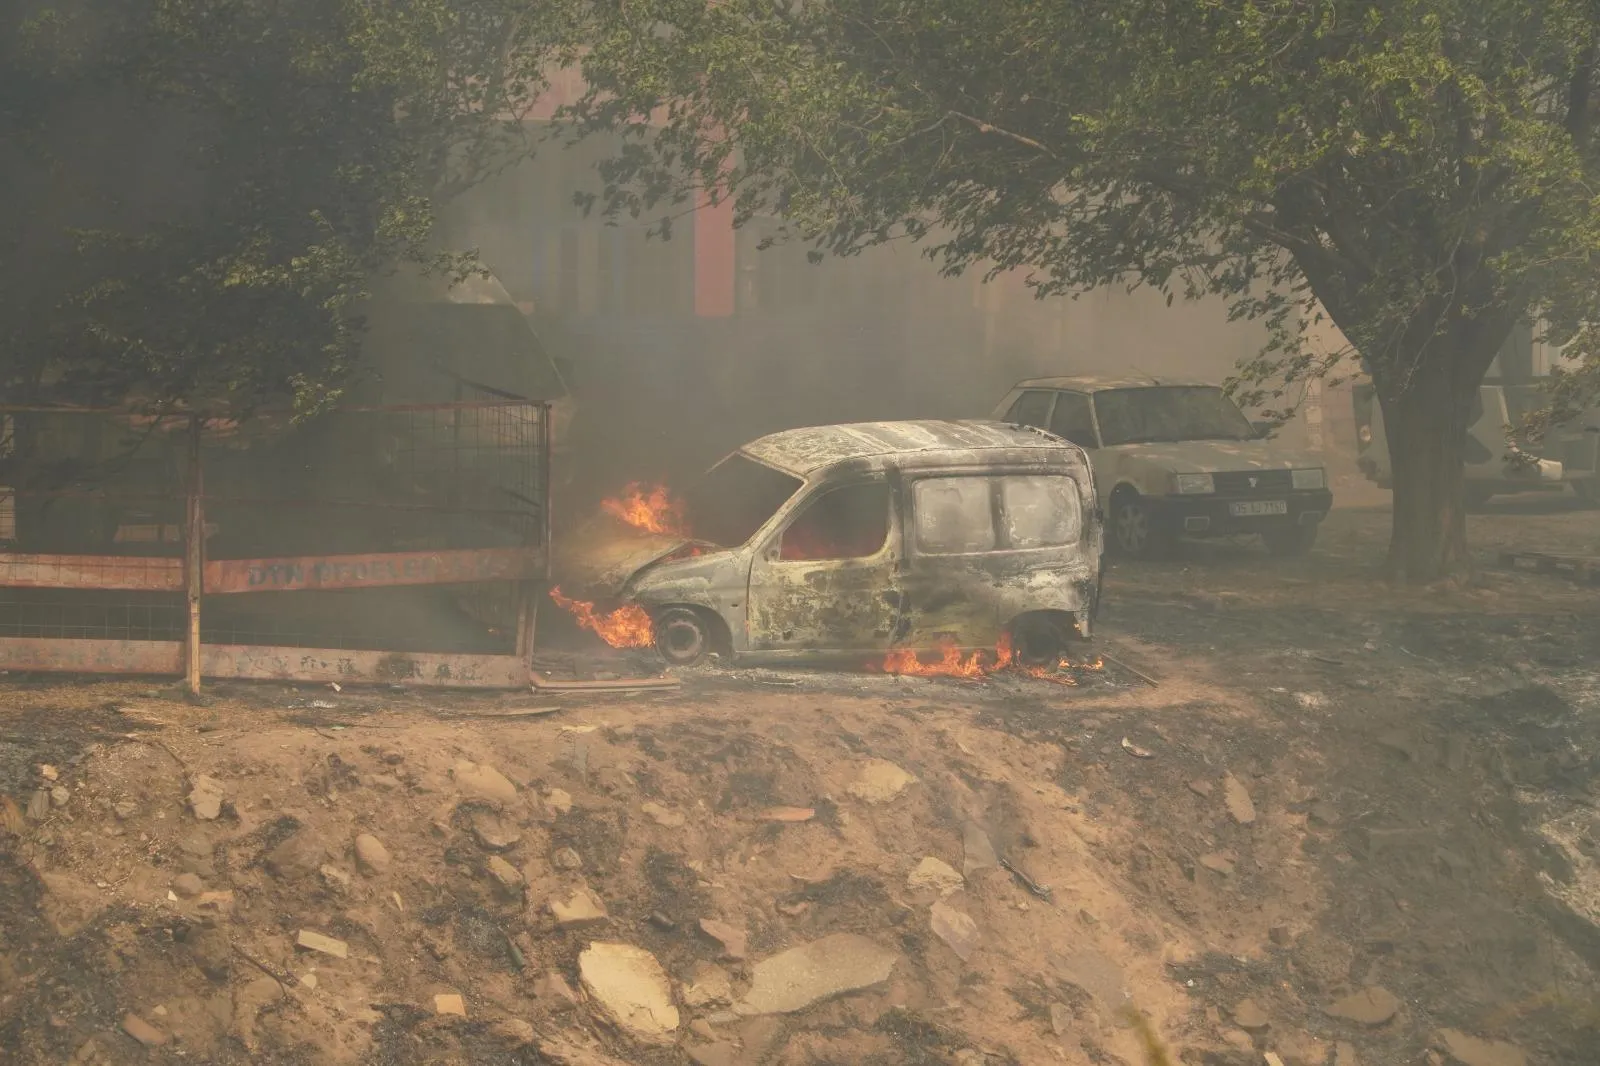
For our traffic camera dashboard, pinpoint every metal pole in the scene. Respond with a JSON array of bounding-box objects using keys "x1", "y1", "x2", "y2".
[{"x1": 184, "y1": 416, "x2": 204, "y2": 695}]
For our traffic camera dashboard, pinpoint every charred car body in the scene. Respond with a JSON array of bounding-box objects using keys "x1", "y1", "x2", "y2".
[{"x1": 557, "y1": 420, "x2": 1104, "y2": 666}]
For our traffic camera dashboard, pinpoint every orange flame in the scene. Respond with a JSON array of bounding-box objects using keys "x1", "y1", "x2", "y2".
[
  {"x1": 875, "y1": 632, "x2": 1104, "y2": 683},
  {"x1": 601, "y1": 482, "x2": 686, "y2": 536},
  {"x1": 549, "y1": 586, "x2": 656, "y2": 649}
]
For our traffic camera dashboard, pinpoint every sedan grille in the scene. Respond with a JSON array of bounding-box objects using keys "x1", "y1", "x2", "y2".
[{"x1": 1213, "y1": 470, "x2": 1293, "y2": 494}]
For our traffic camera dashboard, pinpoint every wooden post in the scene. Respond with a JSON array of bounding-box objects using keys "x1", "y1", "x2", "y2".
[{"x1": 184, "y1": 416, "x2": 204, "y2": 695}]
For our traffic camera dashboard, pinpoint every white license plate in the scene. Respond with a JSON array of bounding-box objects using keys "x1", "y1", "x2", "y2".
[{"x1": 1230, "y1": 500, "x2": 1288, "y2": 517}]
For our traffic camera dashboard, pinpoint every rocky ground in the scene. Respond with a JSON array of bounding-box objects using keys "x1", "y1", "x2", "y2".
[{"x1": 0, "y1": 499, "x2": 1597, "y2": 1066}]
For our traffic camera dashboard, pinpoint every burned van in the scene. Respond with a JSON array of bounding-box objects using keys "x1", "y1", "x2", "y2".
[{"x1": 556, "y1": 420, "x2": 1103, "y2": 666}]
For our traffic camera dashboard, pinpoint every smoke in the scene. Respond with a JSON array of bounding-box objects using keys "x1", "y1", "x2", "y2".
[{"x1": 439, "y1": 144, "x2": 1267, "y2": 503}]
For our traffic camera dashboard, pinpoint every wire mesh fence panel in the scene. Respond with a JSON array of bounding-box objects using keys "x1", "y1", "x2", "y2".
[{"x1": 0, "y1": 401, "x2": 550, "y2": 682}]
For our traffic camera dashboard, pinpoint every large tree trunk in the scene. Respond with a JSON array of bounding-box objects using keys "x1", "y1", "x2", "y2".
[{"x1": 1380, "y1": 375, "x2": 1475, "y2": 581}]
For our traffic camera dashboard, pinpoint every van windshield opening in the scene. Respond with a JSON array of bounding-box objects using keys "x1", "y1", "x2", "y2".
[{"x1": 682, "y1": 455, "x2": 803, "y2": 548}]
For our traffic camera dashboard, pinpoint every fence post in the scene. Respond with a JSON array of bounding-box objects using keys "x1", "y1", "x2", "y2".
[{"x1": 184, "y1": 416, "x2": 204, "y2": 694}]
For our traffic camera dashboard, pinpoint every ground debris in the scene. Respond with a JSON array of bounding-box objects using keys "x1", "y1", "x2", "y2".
[
  {"x1": 578, "y1": 941, "x2": 679, "y2": 1044},
  {"x1": 735, "y1": 933, "x2": 899, "y2": 1015}
]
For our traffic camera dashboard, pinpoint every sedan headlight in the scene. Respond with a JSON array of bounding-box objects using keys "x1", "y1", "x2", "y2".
[
  {"x1": 1292, "y1": 468, "x2": 1327, "y2": 490},
  {"x1": 1173, "y1": 473, "x2": 1215, "y2": 495}
]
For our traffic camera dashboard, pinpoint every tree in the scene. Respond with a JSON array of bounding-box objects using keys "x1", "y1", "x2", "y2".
[
  {"x1": 554, "y1": 0, "x2": 1600, "y2": 580},
  {"x1": 0, "y1": 0, "x2": 571, "y2": 415}
]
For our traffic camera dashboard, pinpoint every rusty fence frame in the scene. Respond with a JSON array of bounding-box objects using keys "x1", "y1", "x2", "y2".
[{"x1": 0, "y1": 402, "x2": 552, "y2": 691}]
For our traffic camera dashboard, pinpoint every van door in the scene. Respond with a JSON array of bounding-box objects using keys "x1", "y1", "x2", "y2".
[
  {"x1": 892, "y1": 473, "x2": 1005, "y2": 651},
  {"x1": 744, "y1": 477, "x2": 901, "y2": 654}
]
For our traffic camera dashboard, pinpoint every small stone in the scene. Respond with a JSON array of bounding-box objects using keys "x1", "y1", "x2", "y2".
[
  {"x1": 689, "y1": 1019, "x2": 718, "y2": 1041},
  {"x1": 759, "y1": 806, "x2": 816, "y2": 823},
  {"x1": 51, "y1": 787, "x2": 70, "y2": 808},
  {"x1": 578, "y1": 942, "x2": 680, "y2": 1044},
  {"x1": 1436, "y1": 1029, "x2": 1527, "y2": 1066},
  {"x1": 471, "y1": 811, "x2": 523, "y2": 851},
  {"x1": 1222, "y1": 1030, "x2": 1254, "y2": 1051},
  {"x1": 1049, "y1": 1002, "x2": 1073, "y2": 1037},
  {"x1": 320, "y1": 864, "x2": 352, "y2": 889},
  {"x1": 735, "y1": 934, "x2": 900, "y2": 1015},
  {"x1": 550, "y1": 887, "x2": 608, "y2": 925},
  {"x1": 265, "y1": 832, "x2": 326, "y2": 881},
  {"x1": 487, "y1": 855, "x2": 524, "y2": 894},
  {"x1": 353, "y1": 833, "x2": 391, "y2": 875},
  {"x1": 188, "y1": 775, "x2": 225, "y2": 820},
  {"x1": 434, "y1": 992, "x2": 467, "y2": 1017},
  {"x1": 451, "y1": 760, "x2": 518, "y2": 805},
  {"x1": 1223, "y1": 773, "x2": 1256, "y2": 825},
  {"x1": 688, "y1": 1043, "x2": 740, "y2": 1066},
  {"x1": 552, "y1": 847, "x2": 583, "y2": 871},
  {"x1": 27, "y1": 790, "x2": 50, "y2": 820},
  {"x1": 962, "y1": 822, "x2": 998, "y2": 876},
  {"x1": 1335, "y1": 1041, "x2": 1359, "y2": 1065},
  {"x1": 121, "y1": 1014, "x2": 169, "y2": 1047},
  {"x1": 1188, "y1": 778, "x2": 1215, "y2": 797},
  {"x1": 907, "y1": 857, "x2": 965, "y2": 895},
  {"x1": 929, "y1": 901, "x2": 980, "y2": 961},
  {"x1": 39, "y1": 764, "x2": 59, "y2": 781},
  {"x1": 1327, "y1": 986, "x2": 1400, "y2": 1026},
  {"x1": 699, "y1": 919, "x2": 748, "y2": 960},
  {"x1": 113, "y1": 801, "x2": 137, "y2": 820},
  {"x1": 847, "y1": 759, "x2": 917, "y2": 803},
  {"x1": 295, "y1": 929, "x2": 349, "y2": 959},
  {"x1": 1269, "y1": 925, "x2": 1292, "y2": 946},
  {"x1": 641, "y1": 801, "x2": 686, "y2": 828},
  {"x1": 1232, "y1": 998, "x2": 1270, "y2": 1031},
  {"x1": 1199, "y1": 852, "x2": 1236, "y2": 876},
  {"x1": 545, "y1": 788, "x2": 573, "y2": 815},
  {"x1": 535, "y1": 972, "x2": 580, "y2": 1008},
  {"x1": 681, "y1": 962, "x2": 734, "y2": 1008},
  {"x1": 491, "y1": 1018, "x2": 536, "y2": 1046},
  {"x1": 171, "y1": 873, "x2": 205, "y2": 899},
  {"x1": 300, "y1": 973, "x2": 318, "y2": 989}
]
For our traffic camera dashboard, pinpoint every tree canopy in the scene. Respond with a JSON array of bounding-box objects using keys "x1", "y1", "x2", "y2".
[
  {"x1": 557, "y1": 0, "x2": 1600, "y2": 578},
  {"x1": 0, "y1": 0, "x2": 570, "y2": 414}
]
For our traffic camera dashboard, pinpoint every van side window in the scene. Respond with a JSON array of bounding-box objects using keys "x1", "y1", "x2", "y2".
[
  {"x1": 1000, "y1": 476, "x2": 1082, "y2": 548},
  {"x1": 1006, "y1": 390, "x2": 1055, "y2": 429},
  {"x1": 912, "y1": 477, "x2": 997, "y2": 554},
  {"x1": 1047, "y1": 393, "x2": 1097, "y2": 448},
  {"x1": 779, "y1": 482, "x2": 890, "y2": 561}
]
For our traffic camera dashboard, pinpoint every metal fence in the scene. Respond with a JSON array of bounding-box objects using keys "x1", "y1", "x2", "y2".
[{"x1": 0, "y1": 401, "x2": 551, "y2": 689}]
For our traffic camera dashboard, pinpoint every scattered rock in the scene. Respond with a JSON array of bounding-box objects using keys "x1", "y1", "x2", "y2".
[
  {"x1": 578, "y1": 942, "x2": 680, "y2": 1045},
  {"x1": 452, "y1": 760, "x2": 518, "y2": 806},
  {"x1": 170, "y1": 873, "x2": 205, "y2": 899},
  {"x1": 353, "y1": 833, "x2": 391, "y2": 875},
  {"x1": 546, "y1": 788, "x2": 574, "y2": 815},
  {"x1": 1436, "y1": 1029, "x2": 1527, "y2": 1066},
  {"x1": 295, "y1": 929, "x2": 349, "y2": 959},
  {"x1": 1232, "y1": 998, "x2": 1270, "y2": 1031},
  {"x1": 552, "y1": 847, "x2": 584, "y2": 871},
  {"x1": 688, "y1": 1043, "x2": 740, "y2": 1066},
  {"x1": 265, "y1": 832, "x2": 326, "y2": 881},
  {"x1": 121, "y1": 1013, "x2": 169, "y2": 1047},
  {"x1": 320, "y1": 864, "x2": 352, "y2": 890},
  {"x1": 1199, "y1": 852, "x2": 1236, "y2": 876},
  {"x1": 300, "y1": 973, "x2": 318, "y2": 989},
  {"x1": 847, "y1": 759, "x2": 917, "y2": 803},
  {"x1": 1049, "y1": 1002, "x2": 1073, "y2": 1037},
  {"x1": 689, "y1": 1019, "x2": 719, "y2": 1041},
  {"x1": 188, "y1": 776, "x2": 225, "y2": 821},
  {"x1": 1222, "y1": 1030, "x2": 1254, "y2": 1052},
  {"x1": 962, "y1": 822, "x2": 998, "y2": 876},
  {"x1": 907, "y1": 857, "x2": 965, "y2": 896},
  {"x1": 113, "y1": 801, "x2": 137, "y2": 820},
  {"x1": 1188, "y1": 778, "x2": 1215, "y2": 797},
  {"x1": 1269, "y1": 925, "x2": 1292, "y2": 947},
  {"x1": 433, "y1": 992, "x2": 467, "y2": 1017},
  {"x1": 1223, "y1": 773, "x2": 1257, "y2": 825},
  {"x1": 759, "y1": 806, "x2": 815, "y2": 823},
  {"x1": 930, "y1": 901, "x2": 981, "y2": 961},
  {"x1": 735, "y1": 933, "x2": 900, "y2": 1015},
  {"x1": 39, "y1": 764, "x2": 59, "y2": 781},
  {"x1": 681, "y1": 962, "x2": 734, "y2": 1008},
  {"x1": 535, "y1": 972, "x2": 581, "y2": 1009},
  {"x1": 488, "y1": 856, "x2": 524, "y2": 895},
  {"x1": 491, "y1": 1018, "x2": 536, "y2": 1046},
  {"x1": 471, "y1": 811, "x2": 523, "y2": 851},
  {"x1": 50, "y1": 786, "x2": 70, "y2": 808},
  {"x1": 1326, "y1": 986, "x2": 1400, "y2": 1026},
  {"x1": 698, "y1": 918, "x2": 748, "y2": 960},
  {"x1": 26, "y1": 790, "x2": 49, "y2": 820},
  {"x1": 641, "y1": 802, "x2": 686, "y2": 828},
  {"x1": 1335, "y1": 1042, "x2": 1359, "y2": 1066},
  {"x1": 550, "y1": 887, "x2": 608, "y2": 926}
]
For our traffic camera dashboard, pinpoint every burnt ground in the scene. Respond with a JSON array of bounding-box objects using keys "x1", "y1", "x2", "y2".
[{"x1": 0, "y1": 499, "x2": 1597, "y2": 1065}]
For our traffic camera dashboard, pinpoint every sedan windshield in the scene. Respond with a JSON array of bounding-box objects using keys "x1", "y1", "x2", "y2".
[
  {"x1": 681, "y1": 454, "x2": 803, "y2": 548},
  {"x1": 1093, "y1": 387, "x2": 1256, "y2": 446}
]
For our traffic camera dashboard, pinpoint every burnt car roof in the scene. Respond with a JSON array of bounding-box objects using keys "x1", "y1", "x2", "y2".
[
  {"x1": 1009, "y1": 375, "x2": 1215, "y2": 393},
  {"x1": 741, "y1": 419, "x2": 1080, "y2": 477}
]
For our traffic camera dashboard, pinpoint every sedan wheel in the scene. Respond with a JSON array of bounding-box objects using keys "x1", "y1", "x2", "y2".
[{"x1": 1111, "y1": 495, "x2": 1167, "y2": 559}]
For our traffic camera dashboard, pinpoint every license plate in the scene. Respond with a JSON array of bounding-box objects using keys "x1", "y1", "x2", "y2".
[{"x1": 1230, "y1": 500, "x2": 1288, "y2": 517}]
